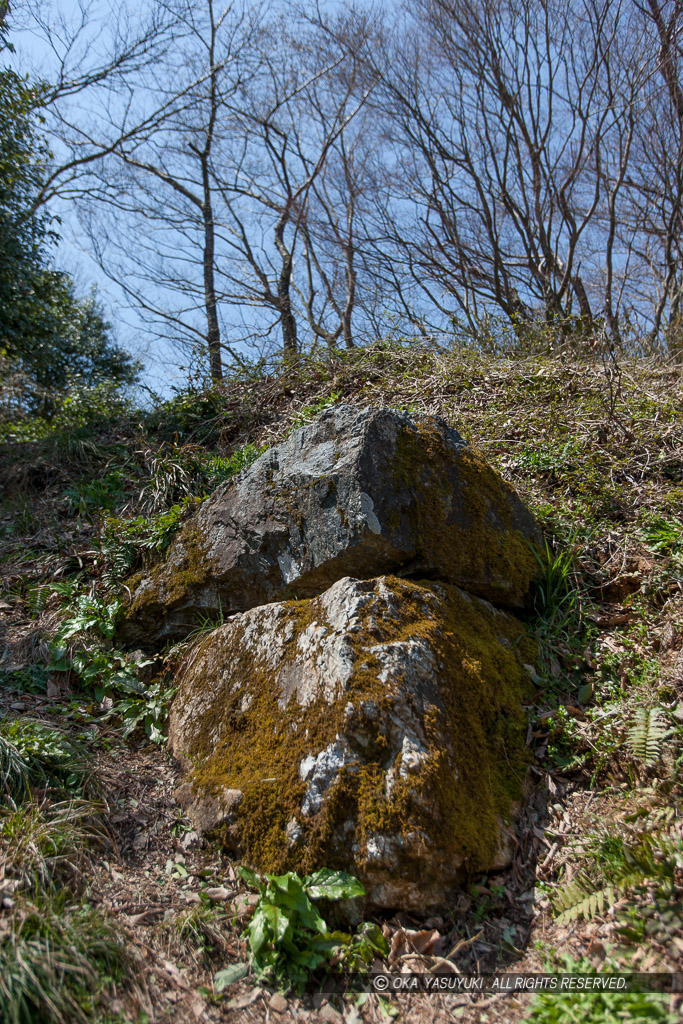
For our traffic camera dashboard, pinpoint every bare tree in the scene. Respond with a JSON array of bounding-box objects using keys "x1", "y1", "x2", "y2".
[
  {"x1": 97, "y1": 0, "x2": 266, "y2": 380},
  {"x1": 313, "y1": 0, "x2": 683, "y2": 350},
  {"x1": 25, "y1": 0, "x2": 683, "y2": 364},
  {"x1": 365, "y1": 0, "x2": 649, "y2": 340},
  {"x1": 206, "y1": 21, "x2": 372, "y2": 357},
  {"x1": 13, "y1": 0, "x2": 181, "y2": 213},
  {"x1": 47, "y1": 2, "x2": 372, "y2": 372},
  {"x1": 623, "y1": 1, "x2": 683, "y2": 350}
]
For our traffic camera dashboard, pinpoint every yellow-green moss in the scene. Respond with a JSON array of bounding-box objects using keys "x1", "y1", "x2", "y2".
[
  {"x1": 122, "y1": 571, "x2": 144, "y2": 600},
  {"x1": 341, "y1": 578, "x2": 533, "y2": 873},
  {"x1": 176, "y1": 574, "x2": 536, "y2": 880},
  {"x1": 124, "y1": 520, "x2": 217, "y2": 620},
  {"x1": 391, "y1": 419, "x2": 541, "y2": 605}
]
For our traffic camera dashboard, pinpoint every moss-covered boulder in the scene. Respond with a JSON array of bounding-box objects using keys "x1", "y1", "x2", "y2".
[
  {"x1": 169, "y1": 575, "x2": 535, "y2": 911},
  {"x1": 121, "y1": 405, "x2": 541, "y2": 647}
]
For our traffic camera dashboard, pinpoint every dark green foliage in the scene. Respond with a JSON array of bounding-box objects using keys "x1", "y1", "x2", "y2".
[
  {"x1": 0, "y1": 64, "x2": 50, "y2": 336},
  {"x1": 45, "y1": 585, "x2": 173, "y2": 745},
  {"x1": 529, "y1": 535, "x2": 583, "y2": 634},
  {"x1": 5, "y1": 277, "x2": 139, "y2": 413},
  {"x1": 142, "y1": 390, "x2": 231, "y2": 445},
  {"x1": 0, "y1": 718, "x2": 90, "y2": 804},
  {"x1": 0, "y1": 665, "x2": 50, "y2": 694},
  {"x1": 526, "y1": 533, "x2": 592, "y2": 698},
  {"x1": 233, "y1": 866, "x2": 387, "y2": 993}
]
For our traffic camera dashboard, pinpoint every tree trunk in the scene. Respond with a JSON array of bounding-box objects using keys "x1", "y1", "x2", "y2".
[
  {"x1": 202, "y1": 195, "x2": 222, "y2": 382},
  {"x1": 275, "y1": 212, "x2": 298, "y2": 357}
]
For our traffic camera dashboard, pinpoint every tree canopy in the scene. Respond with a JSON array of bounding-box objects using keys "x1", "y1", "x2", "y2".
[{"x1": 0, "y1": 21, "x2": 139, "y2": 416}]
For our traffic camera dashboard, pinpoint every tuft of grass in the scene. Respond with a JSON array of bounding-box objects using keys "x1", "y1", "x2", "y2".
[
  {"x1": 0, "y1": 896, "x2": 133, "y2": 1024},
  {"x1": 526, "y1": 534, "x2": 591, "y2": 693},
  {"x1": 173, "y1": 902, "x2": 232, "y2": 966},
  {"x1": 0, "y1": 735, "x2": 30, "y2": 807},
  {"x1": 188, "y1": 598, "x2": 226, "y2": 640},
  {"x1": 529, "y1": 535, "x2": 583, "y2": 629},
  {"x1": 0, "y1": 800, "x2": 103, "y2": 896}
]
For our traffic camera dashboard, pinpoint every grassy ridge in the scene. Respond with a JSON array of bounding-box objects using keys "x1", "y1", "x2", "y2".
[{"x1": 0, "y1": 344, "x2": 681, "y2": 1021}]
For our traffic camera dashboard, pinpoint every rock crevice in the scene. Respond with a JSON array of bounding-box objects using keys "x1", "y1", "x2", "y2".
[
  {"x1": 121, "y1": 405, "x2": 541, "y2": 647},
  {"x1": 131, "y1": 407, "x2": 545, "y2": 910}
]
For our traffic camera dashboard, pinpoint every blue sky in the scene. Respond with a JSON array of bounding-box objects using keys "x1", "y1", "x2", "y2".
[{"x1": 8, "y1": 0, "x2": 194, "y2": 396}]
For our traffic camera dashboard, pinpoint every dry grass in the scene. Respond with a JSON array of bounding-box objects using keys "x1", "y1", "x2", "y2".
[{"x1": 0, "y1": 345, "x2": 681, "y2": 1022}]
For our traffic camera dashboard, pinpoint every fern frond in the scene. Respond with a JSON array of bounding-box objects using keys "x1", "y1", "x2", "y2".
[
  {"x1": 553, "y1": 877, "x2": 619, "y2": 924},
  {"x1": 627, "y1": 707, "x2": 669, "y2": 766},
  {"x1": 553, "y1": 818, "x2": 683, "y2": 925},
  {"x1": 646, "y1": 834, "x2": 683, "y2": 873},
  {"x1": 552, "y1": 872, "x2": 622, "y2": 929},
  {"x1": 26, "y1": 584, "x2": 50, "y2": 615},
  {"x1": 101, "y1": 541, "x2": 137, "y2": 589}
]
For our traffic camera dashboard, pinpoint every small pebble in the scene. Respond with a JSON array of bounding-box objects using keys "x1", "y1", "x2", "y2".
[
  {"x1": 319, "y1": 1004, "x2": 343, "y2": 1024},
  {"x1": 268, "y1": 992, "x2": 288, "y2": 1014},
  {"x1": 203, "y1": 886, "x2": 230, "y2": 901}
]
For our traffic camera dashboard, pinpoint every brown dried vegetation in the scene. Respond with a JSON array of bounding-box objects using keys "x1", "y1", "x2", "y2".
[{"x1": 0, "y1": 344, "x2": 682, "y2": 1022}]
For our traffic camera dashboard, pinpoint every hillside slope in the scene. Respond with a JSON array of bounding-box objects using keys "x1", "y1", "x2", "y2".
[{"x1": 1, "y1": 346, "x2": 681, "y2": 1023}]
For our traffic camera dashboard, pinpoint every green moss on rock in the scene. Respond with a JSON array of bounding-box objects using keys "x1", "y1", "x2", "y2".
[
  {"x1": 170, "y1": 575, "x2": 536, "y2": 903},
  {"x1": 122, "y1": 520, "x2": 217, "y2": 626},
  {"x1": 392, "y1": 418, "x2": 541, "y2": 605}
]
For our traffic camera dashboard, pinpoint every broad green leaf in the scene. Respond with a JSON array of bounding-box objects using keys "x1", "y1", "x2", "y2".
[
  {"x1": 147, "y1": 721, "x2": 164, "y2": 745},
  {"x1": 577, "y1": 682, "x2": 593, "y2": 704},
  {"x1": 355, "y1": 922, "x2": 388, "y2": 958},
  {"x1": 305, "y1": 868, "x2": 366, "y2": 901},
  {"x1": 247, "y1": 907, "x2": 271, "y2": 957},
  {"x1": 266, "y1": 873, "x2": 326, "y2": 932},
  {"x1": 261, "y1": 900, "x2": 291, "y2": 945},
  {"x1": 214, "y1": 963, "x2": 248, "y2": 991}
]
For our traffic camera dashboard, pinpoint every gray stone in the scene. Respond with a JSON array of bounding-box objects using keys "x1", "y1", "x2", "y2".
[
  {"x1": 121, "y1": 405, "x2": 541, "y2": 647},
  {"x1": 169, "y1": 575, "x2": 533, "y2": 912}
]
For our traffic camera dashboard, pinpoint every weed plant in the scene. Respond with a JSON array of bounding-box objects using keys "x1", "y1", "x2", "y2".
[
  {"x1": 0, "y1": 719, "x2": 90, "y2": 803},
  {"x1": 231, "y1": 867, "x2": 388, "y2": 993}
]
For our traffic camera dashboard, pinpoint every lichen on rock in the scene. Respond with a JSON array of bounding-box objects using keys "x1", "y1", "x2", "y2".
[
  {"x1": 169, "y1": 575, "x2": 536, "y2": 911},
  {"x1": 120, "y1": 405, "x2": 542, "y2": 647}
]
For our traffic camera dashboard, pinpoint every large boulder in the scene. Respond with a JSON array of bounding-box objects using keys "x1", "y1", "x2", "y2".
[
  {"x1": 121, "y1": 406, "x2": 541, "y2": 646},
  {"x1": 169, "y1": 575, "x2": 535, "y2": 912}
]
